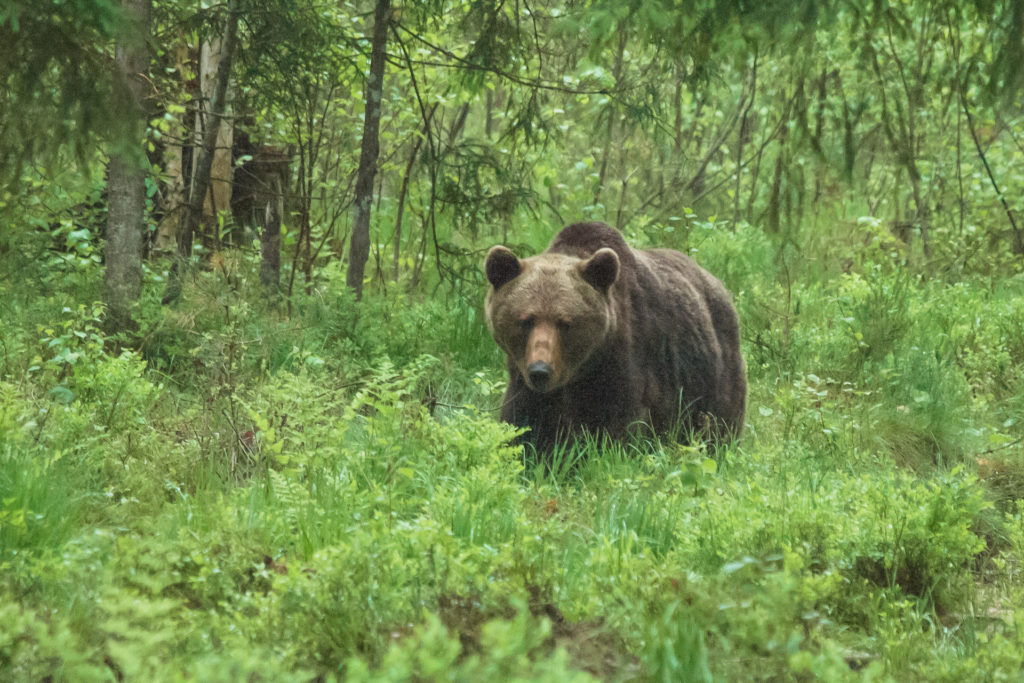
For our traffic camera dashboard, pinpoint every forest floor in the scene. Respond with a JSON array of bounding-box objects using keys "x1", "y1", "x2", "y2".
[{"x1": 2, "y1": 226, "x2": 1024, "y2": 680}]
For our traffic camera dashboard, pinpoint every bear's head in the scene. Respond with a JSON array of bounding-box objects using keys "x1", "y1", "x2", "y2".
[{"x1": 484, "y1": 245, "x2": 620, "y2": 393}]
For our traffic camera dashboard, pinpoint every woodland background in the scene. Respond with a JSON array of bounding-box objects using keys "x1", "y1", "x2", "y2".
[{"x1": 2, "y1": 0, "x2": 1024, "y2": 680}]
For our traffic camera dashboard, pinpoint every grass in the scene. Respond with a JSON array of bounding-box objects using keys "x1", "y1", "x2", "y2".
[{"x1": 1, "y1": 225, "x2": 1024, "y2": 681}]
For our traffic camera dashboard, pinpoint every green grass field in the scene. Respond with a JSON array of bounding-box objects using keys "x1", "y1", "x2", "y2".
[{"x1": 2, "y1": 223, "x2": 1024, "y2": 680}]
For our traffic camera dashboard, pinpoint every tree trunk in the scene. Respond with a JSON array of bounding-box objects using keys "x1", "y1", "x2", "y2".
[
  {"x1": 260, "y1": 174, "x2": 282, "y2": 294},
  {"x1": 347, "y1": 0, "x2": 391, "y2": 299},
  {"x1": 152, "y1": 43, "x2": 191, "y2": 253},
  {"x1": 767, "y1": 113, "x2": 788, "y2": 235},
  {"x1": 733, "y1": 53, "x2": 758, "y2": 228},
  {"x1": 154, "y1": 139, "x2": 186, "y2": 252},
  {"x1": 200, "y1": 37, "x2": 235, "y2": 246},
  {"x1": 103, "y1": 0, "x2": 151, "y2": 334},
  {"x1": 164, "y1": 0, "x2": 239, "y2": 304}
]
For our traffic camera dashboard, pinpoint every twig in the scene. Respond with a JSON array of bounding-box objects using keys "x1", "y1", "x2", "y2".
[{"x1": 978, "y1": 436, "x2": 1024, "y2": 457}]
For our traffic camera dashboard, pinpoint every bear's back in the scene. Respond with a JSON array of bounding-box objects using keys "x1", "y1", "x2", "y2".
[
  {"x1": 546, "y1": 222, "x2": 638, "y2": 271},
  {"x1": 549, "y1": 222, "x2": 746, "y2": 439}
]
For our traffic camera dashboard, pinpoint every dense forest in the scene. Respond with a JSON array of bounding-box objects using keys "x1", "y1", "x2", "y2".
[{"x1": 2, "y1": 0, "x2": 1024, "y2": 679}]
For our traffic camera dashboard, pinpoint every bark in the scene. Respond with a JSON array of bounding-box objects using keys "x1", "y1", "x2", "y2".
[
  {"x1": 286, "y1": 136, "x2": 308, "y2": 301},
  {"x1": 766, "y1": 110, "x2": 788, "y2": 235},
  {"x1": 153, "y1": 43, "x2": 191, "y2": 252},
  {"x1": 154, "y1": 140, "x2": 185, "y2": 252},
  {"x1": 733, "y1": 53, "x2": 758, "y2": 227},
  {"x1": 346, "y1": 0, "x2": 391, "y2": 299},
  {"x1": 200, "y1": 38, "x2": 234, "y2": 245},
  {"x1": 448, "y1": 103, "x2": 470, "y2": 147},
  {"x1": 485, "y1": 88, "x2": 493, "y2": 139},
  {"x1": 164, "y1": 0, "x2": 239, "y2": 303},
  {"x1": 260, "y1": 174, "x2": 282, "y2": 293},
  {"x1": 103, "y1": 0, "x2": 151, "y2": 334}
]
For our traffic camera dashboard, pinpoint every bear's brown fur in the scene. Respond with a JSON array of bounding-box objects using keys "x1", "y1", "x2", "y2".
[{"x1": 484, "y1": 221, "x2": 746, "y2": 451}]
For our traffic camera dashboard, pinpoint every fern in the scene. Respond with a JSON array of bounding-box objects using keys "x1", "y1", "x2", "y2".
[{"x1": 268, "y1": 468, "x2": 308, "y2": 532}]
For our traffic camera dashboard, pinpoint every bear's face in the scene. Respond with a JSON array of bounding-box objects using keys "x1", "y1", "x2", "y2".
[{"x1": 484, "y1": 246, "x2": 620, "y2": 393}]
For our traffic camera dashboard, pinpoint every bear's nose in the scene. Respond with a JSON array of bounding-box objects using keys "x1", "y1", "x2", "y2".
[{"x1": 527, "y1": 361, "x2": 553, "y2": 391}]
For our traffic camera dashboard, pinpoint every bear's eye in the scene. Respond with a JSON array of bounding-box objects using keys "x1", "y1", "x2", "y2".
[
  {"x1": 519, "y1": 314, "x2": 536, "y2": 330},
  {"x1": 556, "y1": 318, "x2": 571, "y2": 331}
]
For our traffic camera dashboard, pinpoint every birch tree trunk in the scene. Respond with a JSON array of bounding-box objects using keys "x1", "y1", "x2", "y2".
[
  {"x1": 164, "y1": 0, "x2": 239, "y2": 303},
  {"x1": 200, "y1": 37, "x2": 234, "y2": 243},
  {"x1": 346, "y1": 0, "x2": 390, "y2": 299},
  {"x1": 153, "y1": 43, "x2": 190, "y2": 253}
]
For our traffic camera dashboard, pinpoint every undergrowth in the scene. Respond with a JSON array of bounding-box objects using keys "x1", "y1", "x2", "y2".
[{"x1": 1, "y1": 223, "x2": 1023, "y2": 681}]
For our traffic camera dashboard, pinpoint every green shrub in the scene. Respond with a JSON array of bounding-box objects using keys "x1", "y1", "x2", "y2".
[{"x1": 846, "y1": 468, "x2": 991, "y2": 614}]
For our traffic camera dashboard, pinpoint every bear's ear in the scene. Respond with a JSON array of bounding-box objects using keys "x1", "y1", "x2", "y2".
[
  {"x1": 580, "y1": 247, "x2": 619, "y2": 292},
  {"x1": 485, "y1": 246, "x2": 522, "y2": 289}
]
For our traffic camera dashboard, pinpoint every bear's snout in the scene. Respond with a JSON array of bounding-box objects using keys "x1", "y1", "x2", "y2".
[
  {"x1": 526, "y1": 361, "x2": 553, "y2": 391},
  {"x1": 524, "y1": 321, "x2": 562, "y2": 392}
]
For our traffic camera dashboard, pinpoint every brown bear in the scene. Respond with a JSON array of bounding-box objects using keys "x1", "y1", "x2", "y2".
[{"x1": 484, "y1": 221, "x2": 746, "y2": 451}]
